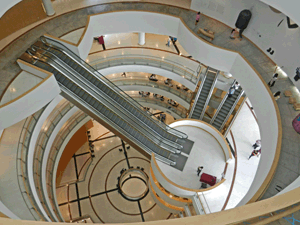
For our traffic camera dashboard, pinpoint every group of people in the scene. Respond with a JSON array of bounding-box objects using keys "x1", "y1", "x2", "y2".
[
  {"x1": 153, "y1": 93, "x2": 165, "y2": 101},
  {"x1": 166, "y1": 36, "x2": 178, "y2": 47},
  {"x1": 157, "y1": 113, "x2": 166, "y2": 123},
  {"x1": 228, "y1": 81, "x2": 240, "y2": 97},
  {"x1": 167, "y1": 99, "x2": 179, "y2": 107},
  {"x1": 139, "y1": 91, "x2": 150, "y2": 97},
  {"x1": 268, "y1": 72, "x2": 282, "y2": 101}
]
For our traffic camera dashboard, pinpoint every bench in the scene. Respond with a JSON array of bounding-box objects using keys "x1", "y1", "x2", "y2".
[{"x1": 197, "y1": 28, "x2": 215, "y2": 41}]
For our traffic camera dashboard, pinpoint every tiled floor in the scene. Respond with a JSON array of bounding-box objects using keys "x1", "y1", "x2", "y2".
[
  {"x1": 0, "y1": 1, "x2": 299, "y2": 223},
  {"x1": 56, "y1": 121, "x2": 174, "y2": 223},
  {"x1": 57, "y1": 30, "x2": 261, "y2": 217}
]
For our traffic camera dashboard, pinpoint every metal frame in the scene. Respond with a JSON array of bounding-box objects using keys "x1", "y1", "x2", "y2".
[
  {"x1": 210, "y1": 79, "x2": 236, "y2": 124},
  {"x1": 199, "y1": 70, "x2": 219, "y2": 120},
  {"x1": 188, "y1": 67, "x2": 210, "y2": 118}
]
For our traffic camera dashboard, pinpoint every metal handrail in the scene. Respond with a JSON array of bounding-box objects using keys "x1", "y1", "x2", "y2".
[
  {"x1": 189, "y1": 67, "x2": 209, "y2": 118},
  {"x1": 199, "y1": 70, "x2": 219, "y2": 120},
  {"x1": 40, "y1": 36, "x2": 188, "y2": 139},
  {"x1": 34, "y1": 100, "x2": 73, "y2": 222},
  {"x1": 90, "y1": 55, "x2": 197, "y2": 82},
  {"x1": 16, "y1": 108, "x2": 47, "y2": 221},
  {"x1": 109, "y1": 77, "x2": 193, "y2": 102},
  {"x1": 34, "y1": 52, "x2": 182, "y2": 153}
]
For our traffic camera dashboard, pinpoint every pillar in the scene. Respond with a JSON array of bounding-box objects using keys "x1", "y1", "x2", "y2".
[
  {"x1": 42, "y1": 0, "x2": 55, "y2": 16},
  {"x1": 138, "y1": 32, "x2": 145, "y2": 45}
]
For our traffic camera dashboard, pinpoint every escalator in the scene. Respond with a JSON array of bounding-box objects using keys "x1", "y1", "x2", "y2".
[
  {"x1": 21, "y1": 36, "x2": 190, "y2": 166},
  {"x1": 189, "y1": 68, "x2": 219, "y2": 120},
  {"x1": 210, "y1": 81, "x2": 244, "y2": 131}
]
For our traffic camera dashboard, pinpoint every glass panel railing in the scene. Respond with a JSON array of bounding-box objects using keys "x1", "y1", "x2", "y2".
[
  {"x1": 129, "y1": 94, "x2": 188, "y2": 118},
  {"x1": 45, "y1": 109, "x2": 89, "y2": 222},
  {"x1": 16, "y1": 107, "x2": 47, "y2": 221},
  {"x1": 40, "y1": 36, "x2": 188, "y2": 139},
  {"x1": 33, "y1": 99, "x2": 73, "y2": 222},
  {"x1": 109, "y1": 77, "x2": 193, "y2": 103}
]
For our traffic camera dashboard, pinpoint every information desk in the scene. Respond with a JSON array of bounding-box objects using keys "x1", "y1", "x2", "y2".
[{"x1": 200, "y1": 173, "x2": 217, "y2": 186}]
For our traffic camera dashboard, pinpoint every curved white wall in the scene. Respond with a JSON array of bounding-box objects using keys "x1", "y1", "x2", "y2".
[
  {"x1": 27, "y1": 95, "x2": 63, "y2": 222},
  {"x1": 169, "y1": 120, "x2": 232, "y2": 161},
  {"x1": 59, "y1": 11, "x2": 279, "y2": 206},
  {"x1": 0, "y1": 0, "x2": 21, "y2": 18},
  {"x1": 99, "y1": 65, "x2": 197, "y2": 91},
  {"x1": 0, "y1": 75, "x2": 61, "y2": 130},
  {"x1": 191, "y1": 0, "x2": 300, "y2": 90}
]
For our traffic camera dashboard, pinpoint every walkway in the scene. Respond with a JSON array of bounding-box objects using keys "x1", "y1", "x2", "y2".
[{"x1": 0, "y1": 1, "x2": 299, "y2": 222}]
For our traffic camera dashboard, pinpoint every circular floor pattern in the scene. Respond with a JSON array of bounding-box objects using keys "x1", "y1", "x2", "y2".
[
  {"x1": 118, "y1": 168, "x2": 149, "y2": 201},
  {"x1": 104, "y1": 158, "x2": 156, "y2": 215},
  {"x1": 88, "y1": 145, "x2": 157, "y2": 223}
]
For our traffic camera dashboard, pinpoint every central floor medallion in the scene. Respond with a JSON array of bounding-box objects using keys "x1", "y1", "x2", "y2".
[{"x1": 117, "y1": 167, "x2": 149, "y2": 201}]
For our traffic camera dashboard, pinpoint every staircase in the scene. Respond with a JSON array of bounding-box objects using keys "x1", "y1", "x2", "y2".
[{"x1": 189, "y1": 68, "x2": 219, "y2": 120}]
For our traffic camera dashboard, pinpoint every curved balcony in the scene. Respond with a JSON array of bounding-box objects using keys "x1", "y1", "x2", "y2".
[{"x1": 1, "y1": 0, "x2": 300, "y2": 223}]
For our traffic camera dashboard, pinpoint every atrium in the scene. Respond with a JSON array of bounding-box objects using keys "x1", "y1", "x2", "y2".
[{"x1": 0, "y1": 0, "x2": 300, "y2": 225}]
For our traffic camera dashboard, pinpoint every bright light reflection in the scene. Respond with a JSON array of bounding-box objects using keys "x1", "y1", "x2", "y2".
[
  {"x1": 277, "y1": 66, "x2": 288, "y2": 77},
  {"x1": 293, "y1": 86, "x2": 300, "y2": 95}
]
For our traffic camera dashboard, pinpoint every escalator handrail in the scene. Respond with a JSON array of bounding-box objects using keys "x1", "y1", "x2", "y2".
[
  {"x1": 34, "y1": 48, "x2": 183, "y2": 152},
  {"x1": 40, "y1": 36, "x2": 188, "y2": 139},
  {"x1": 35, "y1": 60, "x2": 176, "y2": 165}
]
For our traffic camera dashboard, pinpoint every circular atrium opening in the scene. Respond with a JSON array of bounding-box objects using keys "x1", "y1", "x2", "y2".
[{"x1": 117, "y1": 167, "x2": 149, "y2": 201}]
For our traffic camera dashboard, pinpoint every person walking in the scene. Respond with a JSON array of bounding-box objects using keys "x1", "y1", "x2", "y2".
[
  {"x1": 228, "y1": 82, "x2": 240, "y2": 97},
  {"x1": 197, "y1": 166, "x2": 203, "y2": 176},
  {"x1": 195, "y1": 12, "x2": 201, "y2": 25},
  {"x1": 166, "y1": 36, "x2": 171, "y2": 47},
  {"x1": 273, "y1": 91, "x2": 281, "y2": 101},
  {"x1": 248, "y1": 148, "x2": 261, "y2": 160},
  {"x1": 268, "y1": 73, "x2": 278, "y2": 87},
  {"x1": 252, "y1": 139, "x2": 261, "y2": 149}
]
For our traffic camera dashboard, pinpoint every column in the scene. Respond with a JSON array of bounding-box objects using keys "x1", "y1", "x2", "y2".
[
  {"x1": 42, "y1": 0, "x2": 55, "y2": 16},
  {"x1": 138, "y1": 32, "x2": 145, "y2": 45}
]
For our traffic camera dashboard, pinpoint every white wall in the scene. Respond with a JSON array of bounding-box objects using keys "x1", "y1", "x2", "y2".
[
  {"x1": 51, "y1": 11, "x2": 280, "y2": 206},
  {"x1": 0, "y1": 75, "x2": 61, "y2": 130},
  {"x1": 0, "y1": 119, "x2": 35, "y2": 220},
  {"x1": 0, "y1": 0, "x2": 21, "y2": 18},
  {"x1": 99, "y1": 65, "x2": 197, "y2": 91},
  {"x1": 170, "y1": 120, "x2": 232, "y2": 161},
  {"x1": 27, "y1": 95, "x2": 63, "y2": 222},
  {"x1": 191, "y1": 0, "x2": 300, "y2": 90}
]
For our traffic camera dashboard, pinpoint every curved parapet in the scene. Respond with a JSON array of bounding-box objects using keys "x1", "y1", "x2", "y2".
[{"x1": 0, "y1": 60, "x2": 61, "y2": 130}]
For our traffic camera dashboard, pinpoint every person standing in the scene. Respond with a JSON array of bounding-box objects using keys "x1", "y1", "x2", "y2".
[
  {"x1": 268, "y1": 73, "x2": 279, "y2": 87},
  {"x1": 252, "y1": 139, "x2": 261, "y2": 149},
  {"x1": 195, "y1": 12, "x2": 201, "y2": 25},
  {"x1": 197, "y1": 166, "x2": 203, "y2": 176},
  {"x1": 273, "y1": 91, "x2": 281, "y2": 101},
  {"x1": 228, "y1": 82, "x2": 240, "y2": 97},
  {"x1": 248, "y1": 148, "x2": 261, "y2": 160},
  {"x1": 166, "y1": 36, "x2": 171, "y2": 47},
  {"x1": 98, "y1": 35, "x2": 106, "y2": 50}
]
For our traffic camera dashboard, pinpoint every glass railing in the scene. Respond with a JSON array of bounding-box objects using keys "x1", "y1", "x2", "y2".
[
  {"x1": 109, "y1": 77, "x2": 193, "y2": 103},
  {"x1": 89, "y1": 53, "x2": 199, "y2": 84},
  {"x1": 16, "y1": 107, "x2": 47, "y2": 221},
  {"x1": 129, "y1": 94, "x2": 188, "y2": 118},
  {"x1": 45, "y1": 109, "x2": 89, "y2": 222},
  {"x1": 33, "y1": 99, "x2": 74, "y2": 222},
  {"x1": 40, "y1": 36, "x2": 189, "y2": 139}
]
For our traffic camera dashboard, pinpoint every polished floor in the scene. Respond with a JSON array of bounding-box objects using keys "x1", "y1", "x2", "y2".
[
  {"x1": 56, "y1": 121, "x2": 175, "y2": 223},
  {"x1": 55, "y1": 31, "x2": 262, "y2": 219},
  {"x1": 1, "y1": 1, "x2": 299, "y2": 224}
]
